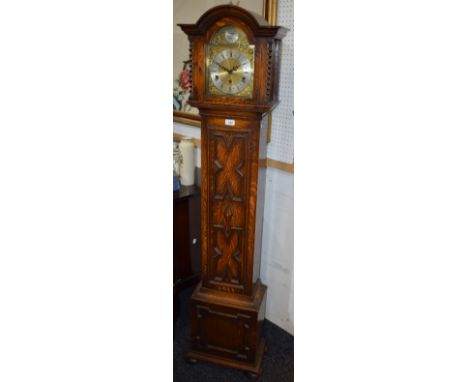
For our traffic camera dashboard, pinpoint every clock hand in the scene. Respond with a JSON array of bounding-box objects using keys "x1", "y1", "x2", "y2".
[
  {"x1": 214, "y1": 61, "x2": 231, "y2": 73},
  {"x1": 227, "y1": 63, "x2": 241, "y2": 75}
]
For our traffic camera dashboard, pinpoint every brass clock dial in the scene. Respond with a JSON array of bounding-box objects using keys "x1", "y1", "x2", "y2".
[
  {"x1": 209, "y1": 49, "x2": 252, "y2": 95},
  {"x1": 206, "y1": 26, "x2": 254, "y2": 97}
]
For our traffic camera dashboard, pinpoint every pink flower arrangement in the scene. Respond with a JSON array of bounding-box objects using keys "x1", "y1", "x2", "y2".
[
  {"x1": 173, "y1": 60, "x2": 194, "y2": 112},
  {"x1": 179, "y1": 68, "x2": 191, "y2": 91}
]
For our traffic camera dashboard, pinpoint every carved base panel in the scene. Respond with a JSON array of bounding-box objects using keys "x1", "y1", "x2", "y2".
[{"x1": 187, "y1": 281, "x2": 267, "y2": 374}]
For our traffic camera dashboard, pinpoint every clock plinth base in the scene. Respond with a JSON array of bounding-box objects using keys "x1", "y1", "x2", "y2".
[
  {"x1": 186, "y1": 281, "x2": 267, "y2": 376},
  {"x1": 185, "y1": 338, "x2": 265, "y2": 377}
]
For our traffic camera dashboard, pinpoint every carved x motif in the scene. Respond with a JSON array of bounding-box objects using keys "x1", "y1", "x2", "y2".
[
  {"x1": 213, "y1": 134, "x2": 244, "y2": 202},
  {"x1": 213, "y1": 229, "x2": 241, "y2": 284}
]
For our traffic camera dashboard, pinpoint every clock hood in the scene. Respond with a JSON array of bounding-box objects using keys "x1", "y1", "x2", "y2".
[{"x1": 178, "y1": 4, "x2": 288, "y2": 40}]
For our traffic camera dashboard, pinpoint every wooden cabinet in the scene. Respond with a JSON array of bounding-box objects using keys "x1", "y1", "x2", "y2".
[{"x1": 173, "y1": 185, "x2": 202, "y2": 321}]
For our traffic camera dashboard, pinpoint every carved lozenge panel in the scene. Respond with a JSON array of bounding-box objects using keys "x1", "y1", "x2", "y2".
[
  {"x1": 207, "y1": 128, "x2": 251, "y2": 293},
  {"x1": 212, "y1": 133, "x2": 246, "y2": 201}
]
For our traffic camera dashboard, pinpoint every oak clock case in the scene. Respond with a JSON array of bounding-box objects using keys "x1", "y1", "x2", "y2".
[{"x1": 178, "y1": 5, "x2": 286, "y2": 379}]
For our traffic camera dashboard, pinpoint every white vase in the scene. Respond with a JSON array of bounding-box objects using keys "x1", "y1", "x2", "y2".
[{"x1": 179, "y1": 137, "x2": 195, "y2": 186}]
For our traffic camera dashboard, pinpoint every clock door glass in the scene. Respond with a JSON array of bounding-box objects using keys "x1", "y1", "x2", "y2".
[{"x1": 206, "y1": 26, "x2": 254, "y2": 97}]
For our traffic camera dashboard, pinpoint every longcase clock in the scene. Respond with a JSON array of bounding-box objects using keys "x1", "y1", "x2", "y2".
[{"x1": 178, "y1": 5, "x2": 287, "y2": 379}]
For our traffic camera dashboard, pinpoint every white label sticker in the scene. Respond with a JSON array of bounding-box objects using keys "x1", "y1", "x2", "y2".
[{"x1": 225, "y1": 119, "x2": 235, "y2": 126}]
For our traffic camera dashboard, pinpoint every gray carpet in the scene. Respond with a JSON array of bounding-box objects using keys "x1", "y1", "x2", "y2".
[{"x1": 173, "y1": 285, "x2": 294, "y2": 381}]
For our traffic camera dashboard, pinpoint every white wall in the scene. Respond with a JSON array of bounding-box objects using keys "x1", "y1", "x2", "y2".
[
  {"x1": 260, "y1": 168, "x2": 294, "y2": 334},
  {"x1": 173, "y1": 123, "x2": 294, "y2": 335}
]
